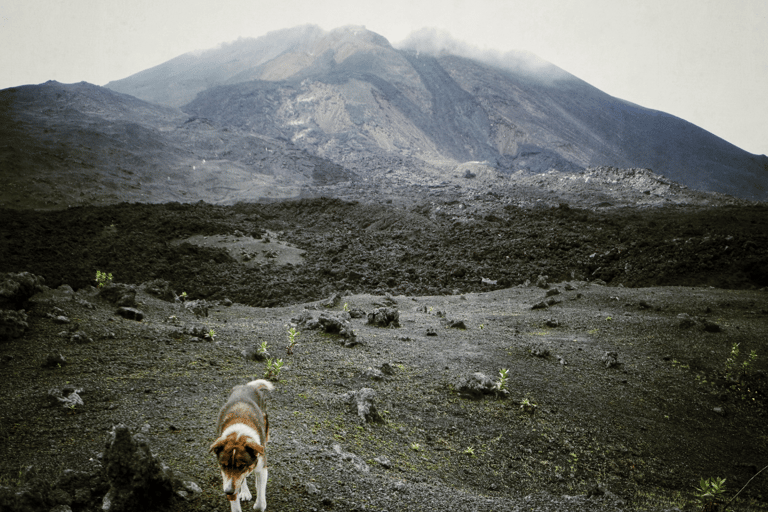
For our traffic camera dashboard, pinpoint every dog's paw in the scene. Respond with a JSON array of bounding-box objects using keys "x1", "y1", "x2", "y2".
[
  {"x1": 239, "y1": 488, "x2": 252, "y2": 502},
  {"x1": 253, "y1": 498, "x2": 266, "y2": 511}
]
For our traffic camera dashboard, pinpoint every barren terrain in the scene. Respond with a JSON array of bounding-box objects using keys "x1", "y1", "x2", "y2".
[{"x1": 1, "y1": 199, "x2": 767, "y2": 511}]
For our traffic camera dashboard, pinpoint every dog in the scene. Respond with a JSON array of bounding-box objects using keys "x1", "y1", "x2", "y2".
[{"x1": 210, "y1": 379, "x2": 274, "y2": 512}]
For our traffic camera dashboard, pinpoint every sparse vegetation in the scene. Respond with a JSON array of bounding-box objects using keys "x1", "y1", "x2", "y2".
[
  {"x1": 693, "y1": 476, "x2": 727, "y2": 510},
  {"x1": 725, "y1": 342, "x2": 758, "y2": 382},
  {"x1": 286, "y1": 326, "x2": 300, "y2": 355},
  {"x1": 263, "y1": 358, "x2": 284, "y2": 381},
  {"x1": 95, "y1": 270, "x2": 112, "y2": 288},
  {"x1": 495, "y1": 368, "x2": 509, "y2": 392}
]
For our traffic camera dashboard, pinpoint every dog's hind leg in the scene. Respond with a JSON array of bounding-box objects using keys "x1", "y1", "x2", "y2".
[{"x1": 253, "y1": 467, "x2": 268, "y2": 511}]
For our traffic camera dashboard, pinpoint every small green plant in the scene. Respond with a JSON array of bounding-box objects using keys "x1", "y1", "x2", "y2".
[
  {"x1": 725, "y1": 343, "x2": 758, "y2": 381},
  {"x1": 569, "y1": 452, "x2": 579, "y2": 474},
  {"x1": 410, "y1": 443, "x2": 421, "y2": 452},
  {"x1": 520, "y1": 397, "x2": 537, "y2": 415},
  {"x1": 286, "y1": 327, "x2": 300, "y2": 355},
  {"x1": 95, "y1": 270, "x2": 113, "y2": 288},
  {"x1": 180, "y1": 291, "x2": 187, "y2": 300},
  {"x1": 463, "y1": 446, "x2": 475, "y2": 456},
  {"x1": 264, "y1": 358, "x2": 284, "y2": 380},
  {"x1": 259, "y1": 340, "x2": 269, "y2": 354},
  {"x1": 343, "y1": 302, "x2": 350, "y2": 312},
  {"x1": 205, "y1": 329, "x2": 216, "y2": 341},
  {"x1": 693, "y1": 477, "x2": 727, "y2": 509},
  {"x1": 496, "y1": 368, "x2": 509, "y2": 392}
]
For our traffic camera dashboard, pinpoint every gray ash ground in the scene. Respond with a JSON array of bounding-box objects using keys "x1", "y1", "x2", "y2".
[{"x1": 1, "y1": 198, "x2": 768, "y2": 511}]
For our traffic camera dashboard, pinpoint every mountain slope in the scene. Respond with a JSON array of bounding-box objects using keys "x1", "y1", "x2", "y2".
[
  {"x1": 0, "y1": 80, "x2": 352, "y2": 209},
  {"x1": 107, "y1": 25, "x2": 768, "y2": 200}
]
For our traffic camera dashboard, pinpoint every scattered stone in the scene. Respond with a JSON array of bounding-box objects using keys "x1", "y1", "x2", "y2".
[
  {"x1": 374, "y1": 456, "x2": 392, "y2": 469},
  {"x1": 0, "y1": 309, "x2": 29, "y2": 341},
  {"x1": 564, "y1": 282, "x2": 576, "y2": 291},
  {"x1": 530, "y1": 344, "x2": 550, "y2": 357},
  {"x1": 601, "y1": 351, "x2": 620, "y2": 368},
  {"x1": 322, "y1": 293, "x2": 342, "y2": 308},
  {"x1": 545, "y1": 288, "x2": 560, "y2": 297},
  {"x1": 70, "y1": 330, "x2": 93, "y2": 344},
  {"x1": 115, "y1": 291, "x2": 137, "y2": 308},
  {"x1": 454, "y1": 372, "x2": 498, "y2": 399},
  {"x1": 343, "y1": 388, "x2": 384, "y2": 424},
  {"x1": 702, "y1": 319, "x2": 722, "y2": 333},
  {"x1": 242, "y1": 344, "x2": 270, "y2": 361},
  {"x1": 446, "y1": 319, "x2": 466, "y2": 329},
  {"x1": 184, "y1": 299, "x2": 208, "y2": 318},
  {"x1": 367, "y1": 307, "x2": 400, "y2": 328},
  {"x1": 380, "y1": 363, "x2": 396, "y2": 375},
  {"x1": 98, "y1": 283, "x2": 136, "y2": 305},
  {"x1": 677, "y1": 313, "x2": 696, "y2": 329},
  {"x1": 53, "y1": 315, "x2": 71, "y2": 324},
  {"x1": 0, "y1": 271, "x2": 46, "y2": 309},
  {"x1": 101, "y1": 424, "x2": 198, "y2": 512},
  {"x1": 531, "y1": 301, "x2": 548, "y2": 310},
  {"x1": 318, "y1": 312, "x2": 356, "y2": 339},
  {"x1": 331, "y1": 443, "x2": 370, "y2": 473},
  {"x1": 43, "y1": 352, "x2": 67, "y2": 368},
  {"x1": 143, "y1": 279, "x2": 178, "y2": 302},
  {"x1": 47, "y1": 386, "x2": 84, "y2": 409},
  {"x1": 713, "y1": 407, "x2": 726, "y2": 417},
  {"x1": 535, "y1": 275, "x2": 549, "y2": 289},
  {"x1": 221, "y1": 298, "x2": 233, "y2": 307},
  {"x1": 116, "y1": 307, "x2": 144, "y2": 321},
  {"x1": 348, "y1": 307, "x2": 366, "y2": 319},
  {"x1": 545, "y1": 318, "x2": 559, "y2": 328},
  {"x1": 373, "y1": 293, "x2": 398, "y2": 308},
  {"x1": 295, "y1": 311, "x2": 356, "y2": 339},
  {"x1": 361, "y1": 367, "x2": 386, "y2": 381},
  {"x1": 426, "y1": 328, "x2": 437, "y2": 336}
]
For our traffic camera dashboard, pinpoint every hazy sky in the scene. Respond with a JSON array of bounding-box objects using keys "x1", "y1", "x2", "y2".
[{"x1": 2, "y1": 0, "x2": 767, "y2": 155}]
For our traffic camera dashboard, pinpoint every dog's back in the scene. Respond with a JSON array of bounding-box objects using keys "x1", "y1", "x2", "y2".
[{"x1": 216, "y1": 380, "x2": 274, "y2": 437}]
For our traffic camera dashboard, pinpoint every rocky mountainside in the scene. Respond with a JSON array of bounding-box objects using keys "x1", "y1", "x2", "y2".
[
  {"x1": 0, "y1": 80, "x2": 353, "y2": 209},
  {"x1": 106, "y1": 25, "x2": 768, "y2": 201}
]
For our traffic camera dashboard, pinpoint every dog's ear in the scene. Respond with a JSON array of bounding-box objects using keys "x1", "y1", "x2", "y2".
[
  {"x1": 244, "y1": 441, "x2": 265, "y2": 459},
  {"x1": 209, "y1": 438, "x2": 226, "y2": 456}
]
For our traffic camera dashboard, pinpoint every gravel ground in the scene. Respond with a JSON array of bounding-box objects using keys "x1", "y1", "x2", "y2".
[{"x1": 1, "y1": 277, "x2": 767, "y2": 511}]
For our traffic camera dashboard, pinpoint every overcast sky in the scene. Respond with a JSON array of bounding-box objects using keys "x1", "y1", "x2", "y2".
[{"x1": 2, "y1": 0, "x2": 766, "y2": 155}]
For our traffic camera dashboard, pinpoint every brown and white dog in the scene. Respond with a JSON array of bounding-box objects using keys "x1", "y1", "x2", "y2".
[{"x1": 210, "y1": 379, "x2": 274, "y2": 512}]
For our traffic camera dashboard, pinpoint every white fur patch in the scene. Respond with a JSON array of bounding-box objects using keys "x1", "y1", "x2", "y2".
[
  {"x1": 221, "y1": 422, "x2": 261, "y2": 445},
  {"x1": 247, "y1": 379, "x2": 275, "y2": 391}
]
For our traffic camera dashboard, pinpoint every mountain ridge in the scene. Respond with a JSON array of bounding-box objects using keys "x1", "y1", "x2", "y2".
[{"x1": 106, "y1": 25, "x2": 767, "y2": 200}]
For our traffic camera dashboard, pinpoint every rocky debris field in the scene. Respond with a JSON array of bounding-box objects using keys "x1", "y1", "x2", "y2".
[
  {"x1": 0, "y1": 197, "x2": 767, "y2": 308},
  {"x1": 0, "y1": 198, "x2": 767, "y2": 511}
]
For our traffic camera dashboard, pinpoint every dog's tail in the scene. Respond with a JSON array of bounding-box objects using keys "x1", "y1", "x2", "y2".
[{"x1": 247, "y1": 379, "x2": 275, "y2": 392}]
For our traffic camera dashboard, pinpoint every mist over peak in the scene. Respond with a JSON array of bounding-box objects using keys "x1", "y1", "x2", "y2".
[{"x1": 396, "y1": 27, "x2": 573, "y2": 84}]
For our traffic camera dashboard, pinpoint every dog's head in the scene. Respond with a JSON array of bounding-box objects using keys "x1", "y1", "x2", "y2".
[{"x1": 210, "y1": 433, "x2": 264, "y2": 499}]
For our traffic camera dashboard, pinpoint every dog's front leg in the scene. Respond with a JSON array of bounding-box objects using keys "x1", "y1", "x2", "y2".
[
  {"x1": 229, "y1": 494, "x2": 243, "y2": 512},
  {"x1": 253, "y1": 467, "x2": 268, "y2": 511},
  {"x1": 240, "y1": 478, "x2": 252, "y2": 502}
]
